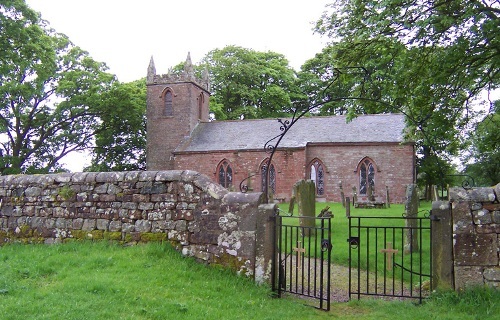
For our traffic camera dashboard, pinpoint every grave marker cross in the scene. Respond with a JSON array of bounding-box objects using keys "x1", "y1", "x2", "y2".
[
  {"x1": 380, "y1": 242, "x2": 399, "y2": 271},
  {"x1": 293, "y1": 241, "x2": 306, "y2": 262}
]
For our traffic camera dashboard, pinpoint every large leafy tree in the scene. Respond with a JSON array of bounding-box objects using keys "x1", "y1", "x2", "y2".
[
  {"x1": 0, "y1": 0, "x2": 115, "y2": 174},
  {"x1": 86, "y1": 79, "x2": 147, "y2": 172},
  {"x1": 464, "y1": 101, "x2": 500, "y2": 186},
  {"x1": 202, "y1": 46, "x2": 304, "y2": 120},
  {"x1": 312, "y1": 0, "x2": 499, "y2": 192}
]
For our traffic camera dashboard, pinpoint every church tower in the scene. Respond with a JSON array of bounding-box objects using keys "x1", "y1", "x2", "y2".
[{"x1": 146, "y1": 53, "x2": 210, "y2": 170}]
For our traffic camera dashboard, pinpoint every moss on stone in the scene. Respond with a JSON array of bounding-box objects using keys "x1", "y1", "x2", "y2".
[
  {"x1": 89, "y1": 230, "x2": 104, "y2": 240},
  {"x1": 140, "y1": 232, "x2": 167, "y2": 242},
  {"x1": 104, "y1": 231, "x2": 122, "y2": 241},
  {"x1": 212, "y1": 253, "x2": 248, "y2": 273}
]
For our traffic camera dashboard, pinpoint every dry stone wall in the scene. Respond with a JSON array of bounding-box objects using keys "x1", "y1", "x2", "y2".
[
  {"x1": 0, "y1": 171, "x2": 274, "y2": 283},
  {"x1": 449, "y1": 184, "x2": 500, "y2": 289}
]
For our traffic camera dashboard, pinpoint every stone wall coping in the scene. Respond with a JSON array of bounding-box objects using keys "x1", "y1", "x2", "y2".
[{"x1": 0, "y1": 170, "x2": 229, "y2": 199}]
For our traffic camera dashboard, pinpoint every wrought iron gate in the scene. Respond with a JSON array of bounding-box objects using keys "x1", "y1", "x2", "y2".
[
  {"x1": 347, "y1": 215, "x2": 433, "y2": 303},
  {"x1": 272, "y1": 213, "x2": 332, "y2": 311}
]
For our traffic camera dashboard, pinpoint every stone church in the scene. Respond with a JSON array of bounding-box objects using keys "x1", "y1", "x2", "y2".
[{"x1": 146, "y1": 54, "x2": 415, "y2": 204}]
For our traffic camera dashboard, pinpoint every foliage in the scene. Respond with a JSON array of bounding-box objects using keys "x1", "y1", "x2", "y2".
[
  {"x1": 201, "y1": 45, "x2": 304, "y2": 120},
  {"x1": 464, "y1": 101, "x2": 500, "y2": 185},
  {"x1": 86, "y1": 79, "x2": 147, "y2": 172},
  {"x1": 311, "y1": 0, "x2": 499, "y2": 194},
  {"x1": 0, "y1": 0, "x2": 115, "y2": 174}
]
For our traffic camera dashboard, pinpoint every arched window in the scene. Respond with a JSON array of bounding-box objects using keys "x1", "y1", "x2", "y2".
[
  {"x1": 309, "y1": 159, "x2": 325, "y2": 196},
  {"x1": 164, "y1": 90, "x2": 173, "y2": 116},
  {"x1": 217, "y1": 160, "x2": 233, "y2": 188},
  {"x1": 260, "y1": 160, "x2": 276, "y2": 195},
  {"x1": 359, "y1": 158, "x2": 375, "y2": 196}
]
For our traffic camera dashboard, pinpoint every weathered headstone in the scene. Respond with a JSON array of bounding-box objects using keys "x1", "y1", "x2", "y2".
[
  {"x1": 404, "y1": 184, "x2": 419, "y2": 253},
  {"x1": 345, "y1": 197, "x2": 351, "y2": 217},
  {"x1": 367, "y1": 183, "x2": 375, "y2": 201},
  {"x1": 288, "y1": 196, "x2": 296, "y2": 215},
  {"x1": 385, "y1": 186, "x2": 391, "y2": 208},
  {"x1": 352, "y1": 186, "x2": 357, "y2": 206},
  {"x1": 432, "y1": 185, "x2": 439, "y2": 201},
  {"x1": 339, "y1": 181, "x2": 346, "y2": 208},
  {"x1": 293, "y1": 180, "x2": 316, "y2": 236}
]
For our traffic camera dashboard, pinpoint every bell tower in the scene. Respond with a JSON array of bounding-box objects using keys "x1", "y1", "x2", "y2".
[{"x1": 146, "y1": 53, "x2": 210, "y2": 170}]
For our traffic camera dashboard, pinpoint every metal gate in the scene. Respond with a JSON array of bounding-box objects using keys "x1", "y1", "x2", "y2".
[
  {"x1": 347, "y1": 215, "x2": 433, "y2": 303},
  {"x1": 272, "y1": 213, "x2": 332, "y2": 311}
]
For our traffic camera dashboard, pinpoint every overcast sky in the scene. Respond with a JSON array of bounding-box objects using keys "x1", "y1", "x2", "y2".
[{"x1": 26, "y1": 0, "x2": 330, "y2": 83}]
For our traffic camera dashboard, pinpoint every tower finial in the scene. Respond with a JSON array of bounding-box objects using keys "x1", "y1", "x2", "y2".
[
  {"x1": 184, "y1": 52, "x2": 194, "y2": 76},
  {"x1": 147, "y1": 56, "x2": 156, "y2": 83}
]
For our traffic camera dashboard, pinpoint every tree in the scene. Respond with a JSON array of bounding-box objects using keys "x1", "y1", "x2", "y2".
[
  {"x1": 201, "y1": 46, "x2": 304, "y2": 120},
  {"x1": 464, "y1": 101, "x2": 500, "y2": 186},
  {"x1": 0, "y1": 0, "x2": 115, "y2": 174},
  {"x1": 312, "y1": 0, "x2": 499, "y2": 194},
  {"x1": 315, "y1": 0, "x2": 499, "y2": 101},
  {"x1": 86, "y1": 79, "x2": 147, "y2": 172}
]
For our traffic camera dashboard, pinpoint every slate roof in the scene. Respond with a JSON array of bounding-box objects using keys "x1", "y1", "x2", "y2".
[{"x1": 175, "y1": 113, "x2": 407, "y2": 153}]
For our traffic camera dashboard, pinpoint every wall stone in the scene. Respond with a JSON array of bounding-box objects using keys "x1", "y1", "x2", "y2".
[
  {"x1": 0, "y1": 170, "x2": 275, "y2": 283},
  {"x1": 449, "y1": 184, "x2": 500, "y2": 289}
]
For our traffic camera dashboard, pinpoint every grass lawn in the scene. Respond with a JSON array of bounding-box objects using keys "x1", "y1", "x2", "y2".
[{"x1": 1, "y1": 241, "x2": 498, "y2": 319}]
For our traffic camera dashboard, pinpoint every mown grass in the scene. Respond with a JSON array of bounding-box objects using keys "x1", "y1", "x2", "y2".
[
  {"x1": 0, "y1": 241, "x2": 498, "y2": 319},
  {"x1": 279, "y1": 202, "x2": 433, "y2": 280}
]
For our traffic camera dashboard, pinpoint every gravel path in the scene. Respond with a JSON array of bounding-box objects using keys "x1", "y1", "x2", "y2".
[{"x1": 280, "y1": 257, "x2": 422, "y2": 304}]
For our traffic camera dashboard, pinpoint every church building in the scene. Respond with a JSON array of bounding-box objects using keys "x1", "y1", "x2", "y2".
[{"x1": 146, "y1": 54, "x2": 415, "y2": 204}]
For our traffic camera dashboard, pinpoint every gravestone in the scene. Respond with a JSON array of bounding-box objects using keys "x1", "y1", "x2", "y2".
[
  {"x1": 339, "y1": 181, "x2": 346, "y2": 208},
  {"x1": 367, "y1": 183, "x2": 375, "y2": 201},
  {"x1": 352, "y1": 186, "x2": 357, "y2": 206},
  {"x1": 385, "y1": 186, "x2": 391, "y2": 208},
  {"x1": 293, "y1": 180, "x2": 316, "y2": 236},
  {"x1": 404, "y1": 184, "x2": 419, "y2": 253}
]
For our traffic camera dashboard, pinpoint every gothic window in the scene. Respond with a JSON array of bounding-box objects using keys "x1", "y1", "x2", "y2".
[
  {"x1": 359, "y1": 158, "x2": 375, "y2": 195},
  {"x1": 309, "y1": 159, "x2": 325, "y2": 196},
  {"x1": 217, "y1": 160, "x2": 232, "y2": 188},
  {"x1": 261, "y1": 161, "x2": 276, "y2": 195},
  {"x1": 164, "y1": 90, "x2": 173, "y2": 116}
]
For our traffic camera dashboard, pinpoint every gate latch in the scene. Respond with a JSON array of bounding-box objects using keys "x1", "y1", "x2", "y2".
[
  {"x1": 321, "y1": 239, "x2": 332, "y2": 252},
  {"x1": 347, "y1": 236, "x2": 359, "y2": 249}
]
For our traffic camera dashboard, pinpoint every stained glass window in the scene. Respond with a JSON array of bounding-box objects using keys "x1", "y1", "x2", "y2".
[
  {"x1": 359, "y1": 159, "x2": 375, "y2": 195},
  {"x1": 310, "y1": 159, "x2": 325, "y2": 196},
  {"x1": 218, "y1": 160, "x2": 232, "y2": 188},
  {"x1": 261, "y1": 162, "x2": 276, "y2": 195}
]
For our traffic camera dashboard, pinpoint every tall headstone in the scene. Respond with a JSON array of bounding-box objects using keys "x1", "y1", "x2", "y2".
[
  {"x1": 352, "y1": 186, "x2": 357, "y2": 206},
  {"x1": 293, "y1": 180, "x2": 316, "y2": 236},
  {"x1": 432, "y1": 185, "x2": 439, "y2": 201},
  {"x1": 385, "y1": 186, "x2": 391, "y2": 208},
  {"x1": 339, "y1": 181, "x2": 346, "y2": 208},
  {"x1": 404, "y1": 184, "x2": 419, "y2": 253}
]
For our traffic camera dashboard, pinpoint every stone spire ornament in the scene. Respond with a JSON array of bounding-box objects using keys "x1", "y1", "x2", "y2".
[{"x1": 147, "y1": 56, "x2": 156, "y2": 84}]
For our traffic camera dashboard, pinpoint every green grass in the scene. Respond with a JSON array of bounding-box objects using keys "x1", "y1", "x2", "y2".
[
  {"x1": 279, "y1": 202, "x2": 433, "y2": 279},
  {"x1": 0, "y1": 241, "x2": 498, "y2": 319}
]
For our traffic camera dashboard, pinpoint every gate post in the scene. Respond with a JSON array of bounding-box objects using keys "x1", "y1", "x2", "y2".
[
  {"x1": 431, "y1": 201, "x2": 454, "y2": 290},
  {"x1": 255, "y1": 203, "x2": 278, "y2": 285}
]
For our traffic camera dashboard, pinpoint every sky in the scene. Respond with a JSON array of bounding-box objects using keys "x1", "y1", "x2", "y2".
[
  {"x1": 24, "y1": 0, "x2": 331, "y2": 171},
  {"x1": 26, "y1": 0, "x2": 330, "y2": 83}
]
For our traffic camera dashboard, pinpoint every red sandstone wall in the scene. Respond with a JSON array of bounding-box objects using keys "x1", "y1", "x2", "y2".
[
  {"x1": 306, "y1": 143, "x2": 415, "y2": 203},
  {"x1": 174, "y1": 149, "x2": 306, "y2": 201},
  {"x1": 175, "y1": 142, "x2": 415, "y2": 203}
]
